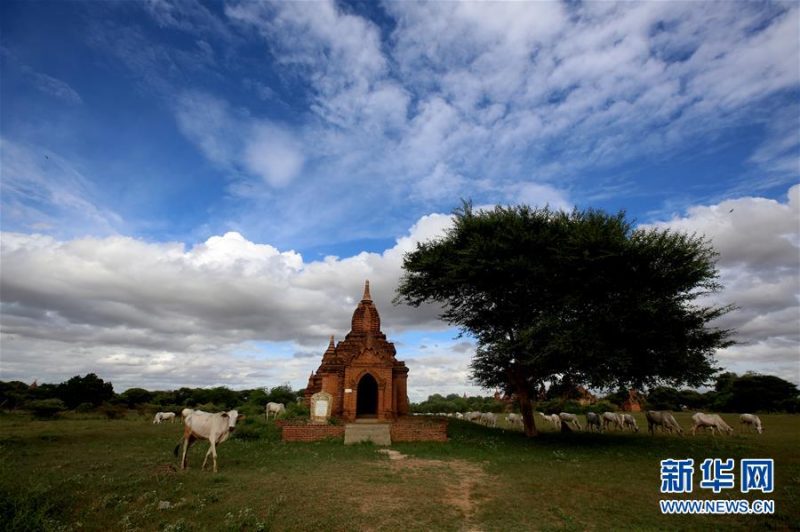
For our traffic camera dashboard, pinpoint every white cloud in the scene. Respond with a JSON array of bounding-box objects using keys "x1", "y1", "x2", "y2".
[
  {"x1": 243, "y1": 123, "x2": 304, "y2": 187},
  {"x1": 2, "y1": 187, "x2": 797, "y2": 395},
  {"x1": 0, "y1": 214, "x2": 454, "y2": 393},
  {"x1": 173, "y1": 91, "x2": 305, "y2": 188},
  {"x1": 645, "y1": 185, "x2": 800, "y2": 384},
  {"x1": 174, "y1": 91, "x2": 240, "y2": 166}
]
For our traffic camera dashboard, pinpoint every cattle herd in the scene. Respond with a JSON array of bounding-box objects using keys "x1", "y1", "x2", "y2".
[
  {"x1": 421, "y1": 410, "x2": 764, "y2": 436},
  {"x1": 151, "y1": 403, "x2": 763, "y2": 472}
]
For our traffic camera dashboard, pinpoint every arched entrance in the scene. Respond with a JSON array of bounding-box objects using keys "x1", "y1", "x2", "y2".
[{"x1": 356, "y1": 373, "x2": 378, "y2": 417}]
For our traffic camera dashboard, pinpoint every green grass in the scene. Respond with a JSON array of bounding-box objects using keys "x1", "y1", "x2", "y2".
[{"x1": 0, "y1": 411, "x2": 797, "y2": 531}]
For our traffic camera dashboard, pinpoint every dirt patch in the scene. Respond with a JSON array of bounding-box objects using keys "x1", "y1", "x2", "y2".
[{"x1": 377, "y1": 452, "x2": 495, "y2": 530}]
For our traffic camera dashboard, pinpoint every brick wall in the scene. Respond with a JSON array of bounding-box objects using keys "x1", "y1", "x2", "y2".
[
  {"x1": 390, "y1": 417, "x2": 448, "y2": 442},
  {"x1": 281, "y1": 418, "x2": 448, "y2": 443},
  {"x1": 281, "y1": 423, "x2": 345, "y2": 442}
]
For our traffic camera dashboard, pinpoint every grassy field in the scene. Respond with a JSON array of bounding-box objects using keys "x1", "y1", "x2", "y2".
[{"x1": 1, "y1": 411, "x2": 797, "y2": 531}]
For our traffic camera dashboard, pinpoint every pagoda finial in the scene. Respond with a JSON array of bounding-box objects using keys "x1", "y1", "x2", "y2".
[
  {"x1": 328, "y1": 335, "x2": 335, "y2": 348},
  {"x1": 362, "y1": 279, "x2": 372, "y2": 301}
]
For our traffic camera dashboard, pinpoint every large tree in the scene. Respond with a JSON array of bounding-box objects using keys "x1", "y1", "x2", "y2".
[{"x1": 395, "y1": 204, "x2": 733, "y2": 436}]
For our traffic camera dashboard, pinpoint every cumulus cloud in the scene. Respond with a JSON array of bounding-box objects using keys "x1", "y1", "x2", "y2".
[
  {"x1": 2, "y1": 187, "x2": 797, "y2": 396},
  {"x1": 0, "y1": 214, "x2": 454, "y2": 394},
  {"x1": 645, "y1": 185, "x2": 800, "y2": 384}
]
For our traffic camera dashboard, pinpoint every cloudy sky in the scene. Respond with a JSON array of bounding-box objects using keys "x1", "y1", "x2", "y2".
[{"x1": 1, "y1": 0, "x2": 798, "y2": 399}]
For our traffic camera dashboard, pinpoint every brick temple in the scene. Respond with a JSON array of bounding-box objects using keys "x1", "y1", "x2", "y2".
[{"x1": 304, "y1": 281, "x2": 409, "y2": 422}]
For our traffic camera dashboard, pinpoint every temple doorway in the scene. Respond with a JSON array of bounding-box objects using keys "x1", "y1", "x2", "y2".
[{"x1": 356, "y1": 373, "x2": 378, "y2": 417}]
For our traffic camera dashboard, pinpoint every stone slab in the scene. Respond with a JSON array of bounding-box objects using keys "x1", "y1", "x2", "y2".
[{"x1": 344, "y1": 423, "x2": 392, "y2": 445}]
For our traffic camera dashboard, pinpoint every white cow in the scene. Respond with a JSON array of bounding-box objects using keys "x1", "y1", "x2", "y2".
[
  {"x1": 586, "y1": 412, "x2": 602, "y2": 432},
  {"x1": 465, "y1": 411, "x2": 481, "y2": 422},
  {"x1": 153, "y1": 412, "x2": 176, "y2": 424},
  {"x1": 506, "y1": 413, "x2": 523, "y2": 428},
  {"x1": 559, "y1": 412, "x2": 582, "y2": 431},
  {"x1": 646, "y1": 410, "x2": 683, "y2": 435},
  {"x1": 174, "y1": 409, "x2": 243, "y2": 472},
  {"x1": 601, "y1": 412, "x2": 624, "y2": 431},
  {"x1": 622, "y1": 414, "x2": 640, "y2": 432},
  {"x1": 537, "y1": 412, "x2": 561, "y2": 429},
  {"x1": 265, "y1": 402, "x2": 286, "y2": 420},
  {"x1": 740, "y1": 413, "x2": 763, "y2": 434},
  {"x1": 480, "y1": 412, "x2": 497, "y2": 428},
  {"x1": 691, "y1": 413, "x2": 734, "y2": 436}
]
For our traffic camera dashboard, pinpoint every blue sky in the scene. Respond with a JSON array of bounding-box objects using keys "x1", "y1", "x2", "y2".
[{"x1": 1, "y1": 1, "x2": 798, "y2": 398}]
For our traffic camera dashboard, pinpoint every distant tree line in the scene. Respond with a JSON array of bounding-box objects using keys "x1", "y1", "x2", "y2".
[
  {"x1": 411, "y1": 372, "x2": 799, "y2": 415},
  {"x1": 411, "y1": 393, "x2": 509, "y2": 414},
  {"x1": 0, "y1": 373, "x2": 305, "y2": 418}
]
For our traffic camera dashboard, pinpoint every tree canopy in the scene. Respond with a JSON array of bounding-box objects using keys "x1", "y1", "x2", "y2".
[{"x1": 395, "y1": 204, "x2": 734, "y2": 436}]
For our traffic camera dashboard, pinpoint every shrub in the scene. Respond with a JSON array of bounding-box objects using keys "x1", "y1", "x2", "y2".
[
  {"x1": 232, "y1": 417, "x2": 269, "y2": 441},
  {"x1": 585, "y1": 401, "x2": 618, "y2": 414},
  {"x1": 284, "y1": 402, "x2": 309, "y2": 420},
  {"x1": 28, "y1": 399, "x2": 66, "y2": 419},
  {"x1": 98, "y1": 403, "x2": 127, "y2": 419},
  {"x1": 74, "y1": 402, "x2": 95, "y2": 413}
]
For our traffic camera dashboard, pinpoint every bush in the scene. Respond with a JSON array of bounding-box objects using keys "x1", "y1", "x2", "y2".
[
  {"x1": 232, "y1": 416, "x2": 270, "y2": 441},
  {"x1": 28, "y1": 399, "x2": 66, "y2": 419},
  {"x1": 238, "y1": 403, "x2": 264, "y2": 419},
  {"x1": 98, "y1": 403, "x2": 127, "y2": 419},
  {"x1": 74, "y1": 402, "x2": 95, "y2": 413},
  {"x1": 284, "y1": 402, "x2": 309, "y2": 420},
  {"x1": 585, "y1": 401, "x2": 618, "y2": 414}
]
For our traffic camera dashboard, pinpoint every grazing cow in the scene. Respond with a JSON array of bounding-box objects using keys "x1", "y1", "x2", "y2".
[
  {"x1": 645, "y1": 410, "x2": 683, "y2": 435},
  {"x1": 691, "y1": 413, "x2": 734, "y2": 436},
  {"x1": 586, "y1": 412, "x2": 602, "y2": 432},
  {"x1": 740, "y1": 413, "x2": 763, "y2": 434},
  {"x1": 174, "y1": 410, "x2": 243, "y2": 472},
  {"x1": 559, "y1": 412, "x2": 582, "y2": 431},
  {"x1": 480, "y1": 412, "x2": 498, "y2": 428},
  {"x1": 265, "y1": 402, "x2": 286, "y2": 420},
  {"x1": 536, "y1": 412, "x2": 561, "y2": 429},
  {"x1": 601, "y1": 412, "x2": 624, "y2": 431},
  {"x1": 154, "y1": 412, "x2": 176, "y2": 424},
  {"x1": 622, "y1": 414, "x2": 640, "y2": 432},
  {"x1": 455, "y1": 412, "x2": 464, "y2": 420},
  {"x1": 507, "y1": 413, "x2": 523, "y2": 428},
  {"x1": 465, "y1": 411, "x2": 481, "y2": 422}
]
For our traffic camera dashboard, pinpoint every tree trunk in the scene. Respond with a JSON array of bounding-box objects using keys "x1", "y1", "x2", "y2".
[{"x1": 515, "y1": 384, "x2": 538, "y2": 437}]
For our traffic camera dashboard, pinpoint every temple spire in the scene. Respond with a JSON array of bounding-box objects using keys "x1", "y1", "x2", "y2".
[
  {"x1": 362, "y1": 280, "x2": 372, "y2": 301},
  {"x1": 328, "y1": 335, "x2": 335, "y2": 349}
]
